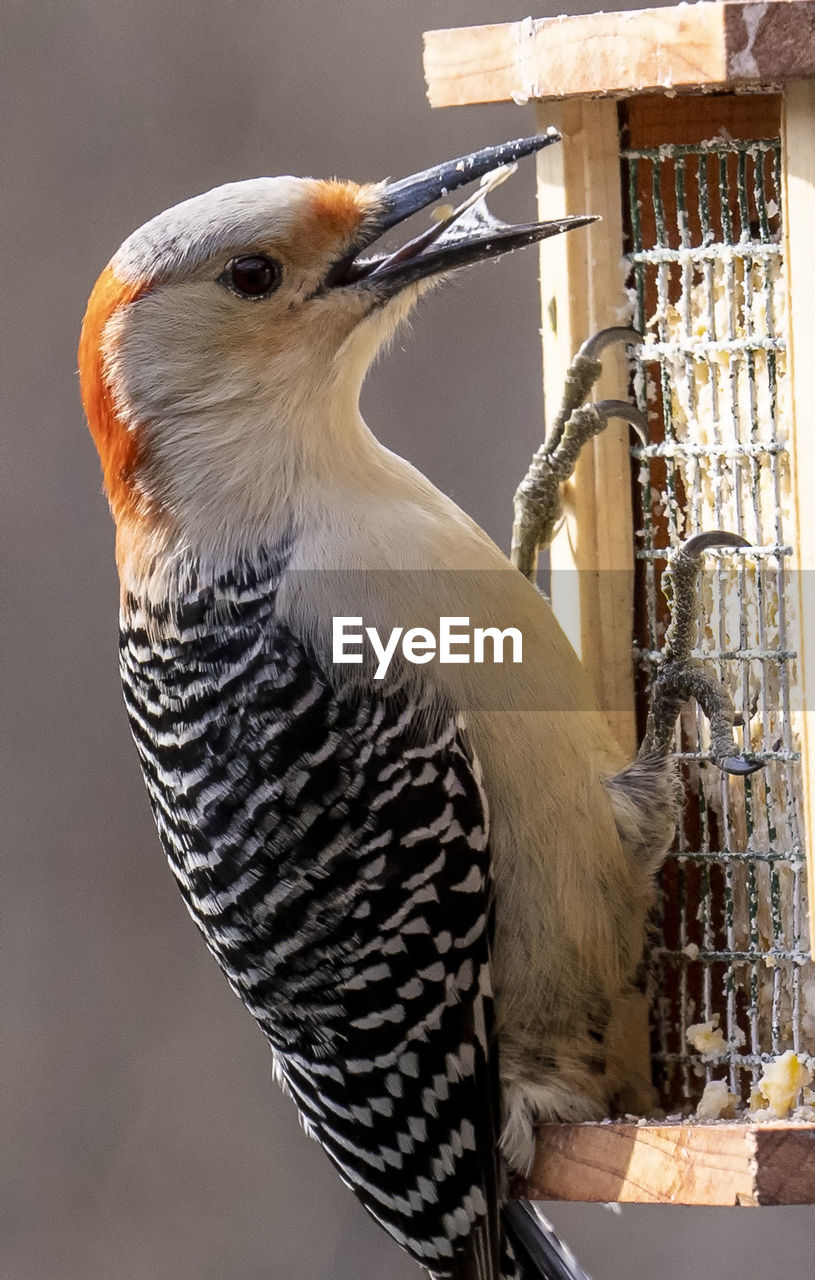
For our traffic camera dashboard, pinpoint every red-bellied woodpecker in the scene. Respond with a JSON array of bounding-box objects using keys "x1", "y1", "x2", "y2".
[{"x1": 79, "y1": 136, "x2": 730, "y2": 1280}]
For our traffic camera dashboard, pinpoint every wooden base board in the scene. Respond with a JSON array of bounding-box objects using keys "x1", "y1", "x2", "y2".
[{"x1": 524, "y1": 1121, "x2": 815, "y2": 1205}]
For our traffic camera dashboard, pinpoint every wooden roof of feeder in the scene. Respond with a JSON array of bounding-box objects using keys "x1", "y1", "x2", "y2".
[{"x1": 424, "y1": 0, "x2": 815, "y2": 107}]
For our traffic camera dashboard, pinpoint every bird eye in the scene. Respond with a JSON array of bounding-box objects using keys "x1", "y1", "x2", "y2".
[{"x1": 221, "y1": 254, "x2": 282, "y2": 299}]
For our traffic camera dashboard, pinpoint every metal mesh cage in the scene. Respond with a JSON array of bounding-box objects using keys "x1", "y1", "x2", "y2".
[{"x1": 621, "y1": 126, "x2": 815, "y2": 1110}]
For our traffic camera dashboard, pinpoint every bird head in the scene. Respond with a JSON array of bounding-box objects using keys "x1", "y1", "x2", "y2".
[{"x1": 79, "y1": 134, "x2": 593, "y2": 566}]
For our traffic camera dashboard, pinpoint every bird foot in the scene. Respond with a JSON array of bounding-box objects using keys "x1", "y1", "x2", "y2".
[
  {"x1": 640, "y1": 532, "x2": 762, "y2": 776},
  {"x1": 510, "y1": 327, "x2": 643, "y2": 580}
]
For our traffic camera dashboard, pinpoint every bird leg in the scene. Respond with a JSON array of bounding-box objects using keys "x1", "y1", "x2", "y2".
[
  {"x1": 511, "y1": 326, "x2": 642, "y2": 580},
  {"x1": 640, "y1": 532, "x2": 762, "y2": 776},
  {"x1": 511, "y1": 328, "x2": 760, "y2": 776}
]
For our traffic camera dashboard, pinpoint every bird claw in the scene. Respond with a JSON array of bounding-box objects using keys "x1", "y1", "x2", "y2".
[
  {"x1": 577, "y1": 325, "x2": 643, "y2": 363},
  {"x1": 510, "y1": 325, "x2": 761, "y2": 778},
  {"x1": 641, "y1": 532, "x2": 763, "y2": 775},
  {"x1": 721, "y1": 755, "x2": 763, "y2": 777},
  {"x1": 511, "y1": 327, "x2": 642, "y2": 580},
  {"x1": 591, "y1": 399, "x2": 648, "y2": 445}
]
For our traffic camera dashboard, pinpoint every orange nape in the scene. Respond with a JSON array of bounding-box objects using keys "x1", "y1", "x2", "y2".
[{"x1": 78, "y1": 264, "x2": 147, "y2": 524}]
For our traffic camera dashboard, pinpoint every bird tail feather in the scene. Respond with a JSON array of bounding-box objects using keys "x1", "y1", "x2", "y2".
[{"x1": 502, "y1": 1201, "x2": 594, "y2": 1280}]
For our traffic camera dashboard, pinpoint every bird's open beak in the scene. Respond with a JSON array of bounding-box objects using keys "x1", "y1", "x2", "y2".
[{"x1": 325, "y1": 133, "x2": 597, "y2": 296}]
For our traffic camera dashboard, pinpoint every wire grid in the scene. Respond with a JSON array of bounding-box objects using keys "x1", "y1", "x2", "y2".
[{"x1": 622, "y1": 135, "x2": 814, "y2": 1109}]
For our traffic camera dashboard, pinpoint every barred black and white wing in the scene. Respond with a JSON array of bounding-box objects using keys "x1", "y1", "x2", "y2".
[{"x1": 119, "y1": 556, "x2": 511, "y2": 1279}]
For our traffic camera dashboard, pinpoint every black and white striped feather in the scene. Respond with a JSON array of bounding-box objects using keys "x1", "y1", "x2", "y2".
[{"x1": 119, "y1": 548, "x2": 587, "y2": 1280}]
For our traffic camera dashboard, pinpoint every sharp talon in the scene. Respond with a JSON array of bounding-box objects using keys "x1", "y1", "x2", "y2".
[
  {"x1": 640, "y1": 531, "x2": 759, "y2": 776},
  {"x1": 680, "y1": 530, "x2": 750, "y2": 559},
  {"x1": 591, "y1": 400, "x2": 649, "y2": 445},
  {"x1": 721, "y1": 755, "x2": 764, "y2": 776},
  {"x1": 577, "y1": 326, "x2": 642, "y2": 361}
]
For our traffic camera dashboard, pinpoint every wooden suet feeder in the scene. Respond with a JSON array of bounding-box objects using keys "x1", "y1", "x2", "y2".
[{"x1": 424, "y1": 0, "x2": 815, "y2": 1206}]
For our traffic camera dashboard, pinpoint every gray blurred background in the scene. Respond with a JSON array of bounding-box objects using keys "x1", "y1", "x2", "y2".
[{"x1": 5, "y1": 1, "x2": 814, "y2": 1277}]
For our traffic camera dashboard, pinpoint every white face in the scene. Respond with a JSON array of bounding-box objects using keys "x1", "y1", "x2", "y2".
[
  {"x1": 95, "y1": 176, "x2": 425, "y2": 550},
  {"x1": 82, "y1": 142, "x2": 573, "y2": 568}
]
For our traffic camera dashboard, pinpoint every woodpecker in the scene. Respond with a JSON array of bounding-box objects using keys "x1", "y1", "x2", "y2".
[{"x1": 80, "y1": 135, "x2": 686, "y2": 1280}]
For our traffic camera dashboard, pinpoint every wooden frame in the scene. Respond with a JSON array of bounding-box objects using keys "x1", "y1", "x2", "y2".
[
  {"x1": 424, "y1": 2, "x2": 815, "y2": 108},
  {"x1": 783, "y1": 79, "x2": 815, "y2": 937},
  {"x1": 528, "y1": 1120, "x2": 815, "y2": 1205},
  {"x1": 535, "y1": 97, "x2": 637, "y2": 759}
]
